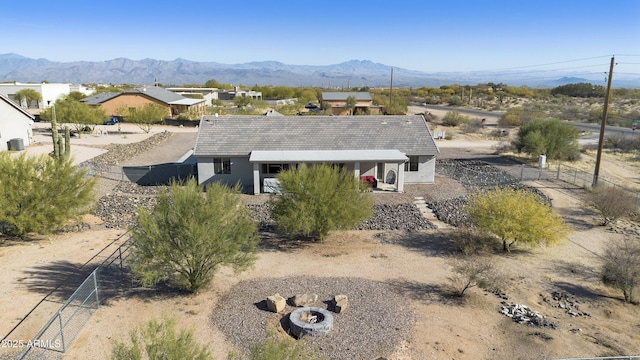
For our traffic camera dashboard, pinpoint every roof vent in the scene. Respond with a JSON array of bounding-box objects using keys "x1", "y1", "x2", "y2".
[
  {"x1": 406, "y1": 120, "x2": 412, "y2": 124},
  {"x1": 380, "y1": 121, "x2": 387, "y2": 125}
]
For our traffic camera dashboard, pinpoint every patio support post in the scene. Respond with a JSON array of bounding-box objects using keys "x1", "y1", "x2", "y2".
[
  {"x1": 354, "y1": 161, "x2": 360, "y2": 178},
  {"x1": 397, "y1": 162, "x2": 405, "y2": 193},
  {"x1": 253, "y1": 162, "x2": 260, "y2": 195}
]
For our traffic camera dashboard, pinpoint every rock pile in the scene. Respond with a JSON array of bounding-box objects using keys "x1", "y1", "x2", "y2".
[
  {"x1": 83, "y1": 132, "x2": 173, "y2": 172},
  {"x1": 541, "y1": 291, "x2": 590, "y2": 317},
  {"x1": 499, "y1": 302, "x2": 557, "y2": 328}
]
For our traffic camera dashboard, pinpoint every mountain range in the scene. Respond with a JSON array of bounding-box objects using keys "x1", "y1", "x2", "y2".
[{"x1": 1, "y1": 53, "x2": 638, "y2": 88}]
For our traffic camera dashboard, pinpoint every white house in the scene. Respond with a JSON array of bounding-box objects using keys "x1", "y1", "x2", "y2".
[
  {"x1": 193, "y1": 115, "x2": 440, "y2": 194},
  {"x1": 0, "y1": 82, "x2": 93, "y2": 110},
  {"x1": 0, "y1": 94, "x2": 34, "y2": 151}
]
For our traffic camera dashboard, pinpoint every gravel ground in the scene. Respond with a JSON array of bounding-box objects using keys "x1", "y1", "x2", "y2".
[{"x1": 210, "y1": 276, "x2": 413, "y2": 360}]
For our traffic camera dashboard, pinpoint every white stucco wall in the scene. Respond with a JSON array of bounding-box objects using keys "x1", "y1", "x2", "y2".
[
  {"x1": 0, "y1": 100, "x2": 32, "y2": 151},
  {"x1": 404, "y1": 155, "x2": 436, "y2": 183}
]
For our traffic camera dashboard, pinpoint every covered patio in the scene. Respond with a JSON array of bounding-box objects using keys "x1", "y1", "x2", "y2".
[{"x1": 249, "y1": 149, "x2": 409, "y2": 194}]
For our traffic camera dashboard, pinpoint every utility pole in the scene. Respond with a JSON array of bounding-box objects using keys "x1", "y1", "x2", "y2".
[
  {"x1": 592, "y1": 56, "x2": 615, "y2": 187},
  {"x1": 389, "y1": 67, "x2": 394, "y2": 112}
]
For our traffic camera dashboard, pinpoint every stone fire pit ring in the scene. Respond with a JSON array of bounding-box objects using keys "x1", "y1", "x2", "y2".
[{"x1": 289, "y1": 307, "x2": 334, "y2": 338}]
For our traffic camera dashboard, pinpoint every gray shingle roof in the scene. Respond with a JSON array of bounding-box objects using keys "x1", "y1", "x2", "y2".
[
  {"x1": 125, "y1": 87, "x2": 186, "y2": 104},
  {"x1": 79, "y1": 92, "x2": 120, "y2": 105},
  {"x1": 321, "y1": 92, "x2": 372, "y2": 101},
  {"x1": 193, "y1": 115, "x2": 439, "y2": 157}
]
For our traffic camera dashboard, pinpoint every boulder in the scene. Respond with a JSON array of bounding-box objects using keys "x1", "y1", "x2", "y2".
[
  {"x1": 334, "y1": 294, "x2": 349, "y2": 313},
  {"x1": 291, "y1": 293, "x2": 318, "y2": 307},
  {"x1": 266, "y1": 293, "x2": 286, "y2": 313}
]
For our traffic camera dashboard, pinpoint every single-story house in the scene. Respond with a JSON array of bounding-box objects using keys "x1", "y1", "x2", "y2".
[
  {"x1": 81, "y1": 87, "x2": 206, "y2": 119},
  {"x1": 0, "y1": 94, "x2": 34, "y2": 151},
  {"x1": 193, "y1": 115, "x2": 439, "y2": 194},
  {"x1": 320, "y1": 92, "x2": 381, "y2": 115}
]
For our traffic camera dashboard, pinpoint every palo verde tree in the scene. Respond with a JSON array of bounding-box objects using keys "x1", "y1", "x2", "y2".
[
  {"x1": 130, "y1": 179, "x2": 259, "y2": 293},
  {"x1": 269, "y1": 163, "x2": 373, "y2": 241},
  {"x1": 514, "y1": 119, "x2": 581, "y2": 161},
  {"x1": 14, "y1": 88, "x2": 42, "y2": 108},
  {"x1": 465, "y1": 187, "x2": 569, "y2": 252},
  {"x1": 41, "y1": 95, "x2": 106, "y2": 138},
  {"x1": 0, "y1": 153, "x2": 96, "y2": 238},
  {"x1": 118, "y1": 103, "x2": 167, "y2": 133},
  {"x1": 345, "y1": 95, "x2": 357, "y2": 115}
]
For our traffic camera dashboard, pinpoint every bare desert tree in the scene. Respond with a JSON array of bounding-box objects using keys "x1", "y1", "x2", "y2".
[
  {"x1": 601, "y1": 236, "x2": 640, "y2": 303},
  {"x1": 447, "y1": 255, "x2": 501, "y2": 297},
  {"x1": 586, "y1": 186, "x2": 637, "y2": 225}
]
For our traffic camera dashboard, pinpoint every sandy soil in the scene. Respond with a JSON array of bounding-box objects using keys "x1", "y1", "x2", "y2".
[{"x1": 2, "y1": 119, "x2": 640, "y2": 360}]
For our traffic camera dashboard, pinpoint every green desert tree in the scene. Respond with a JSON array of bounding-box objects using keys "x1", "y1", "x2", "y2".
[
  {"x1": 345, "y1": 95, "x2": 357, "y2": 115},
  {"x1": 269, "y1": 163, "x2": 373, "y2": 241},
  {"x1": 119, "y1": 103, "x2": 167, "y2": 133},
  {"x1": 110, "y1": 314, "x2": 213, "y2": 360},
  {"x1": 130, "y1": 179, "x2": 259, "y2": 292},
  {"x1": 41, "y1": 95, "x2": 106, "y2": 138},
  {"x1": 233, "y1": 95, "x2": 252, "y2": 108},
  {"x1": 465, "y1": 187, "x2": 569, "y2": 252},
  {"x1": 14, "y1": 88, "x2": 42, "y2": 108},
  {"x1": 601, "y1": 236, "x2": 640, "y2": 303},
  {"x1": 514, "y1": 119, "x2": 581, "y2": 161},
  {"x1": 0, "y1": 153, "x2": 96, "y2": 237}
]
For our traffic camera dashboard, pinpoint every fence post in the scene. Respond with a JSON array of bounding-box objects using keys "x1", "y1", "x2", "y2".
[
  {"x1": 520, "y1": 164, "x2": 525, "y2": 181},
  {"x1": 556, "y1": 164, "x2": 561, "y2": 180},
  {"x1": 58, "y1": 310, "x2": 66, "y2": 352},
  {"x1": 573, "y1": 169, "x2": 577, "y2": 185},
  {"x1": 93, "y1": 269, "x2": 100, "y2": 309}
]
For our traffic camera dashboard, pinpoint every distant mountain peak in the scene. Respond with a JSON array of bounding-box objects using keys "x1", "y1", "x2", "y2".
[{"x1": 0, "y1": 53, "x2": 638, "y2": 88}]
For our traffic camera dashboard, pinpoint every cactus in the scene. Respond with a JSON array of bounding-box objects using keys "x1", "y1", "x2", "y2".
[{"x1": 50, "y1": 105, "x2": 71, "y2": 161}]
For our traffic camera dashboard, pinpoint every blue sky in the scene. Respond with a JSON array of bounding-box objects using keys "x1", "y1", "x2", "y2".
[{"x1": 2, "y1": 0, "x2": 639, "y2": 76}]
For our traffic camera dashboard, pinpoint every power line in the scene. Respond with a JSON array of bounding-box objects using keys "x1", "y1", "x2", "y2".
[{"x1": 475, "y1": 55, "x2": 613, "y2": 72}]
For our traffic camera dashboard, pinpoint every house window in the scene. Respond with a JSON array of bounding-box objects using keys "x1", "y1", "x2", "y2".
[
  {"x1": 404, "y1": 156, "x2": 419, "y2": 172},
  {"x1": 214, "y1": 158, "x2": 231, "y2": 174},
  {"x1": 262, "y1": 163, "x2": 290, "y2": 174}
]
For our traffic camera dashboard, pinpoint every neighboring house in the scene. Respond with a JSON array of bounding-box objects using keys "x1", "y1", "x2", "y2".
[
  {"x1": 166, "y1": 87, "x2": 219, "y2": 106},
  {"x1": 0, "y1": 82, "x2": 93, "y2": 112},
  {"x1": 320, "y1": 92, "x2": 381, "y2": 115},
  {"x1": 218, "y1": 86, "x2": 263, "y2": 102},
  {"x1": 193, "y1": 115, "x2": 439, "y2": 194},
  {"x1": 81, "y1": 87, "x2": 206, "y2": 119},
  {"x1": 0, "y1": 94, "x2": 34, "y2": 151}
]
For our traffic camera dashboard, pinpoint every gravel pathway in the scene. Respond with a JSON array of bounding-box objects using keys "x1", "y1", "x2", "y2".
[{"x1": 210, "y1": 276, "x2": 413, "y2": 360}]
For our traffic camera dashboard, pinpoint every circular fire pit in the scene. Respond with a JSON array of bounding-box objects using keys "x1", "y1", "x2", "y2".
[{"x1": 289, "y1": 307, "x2": 334, "y2": 338}]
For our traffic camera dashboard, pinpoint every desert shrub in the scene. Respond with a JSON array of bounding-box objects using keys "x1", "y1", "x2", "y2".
[
  {"x1": 499, "y1": 111, "x2": 522, "y2": 127},
  {"x1": 0, "y1": 153, "x2": 96, "y2": 238},
  {"x1": 601, "y1": 237, "x2": 640, "y2": 303},
  {"x1": 585, "y1": 186, "x2": 637, "y2": 225},
  {"x1": 605, "y1": 134, "x2": 640, "y2": 152},
  {"x1": 130, "y1": 179, "x2": 259, "y2": 292},
  {"x1": 447, "y1": 95, "x2": 464, "y2": 106},
  {"x1": 460, "y1": 118, "x2": 484, "y2": 133},
  {"x1": 448, "y1": 227, "x2": 497, "y2": 255},
  {"x1": 243, "y1": 330, "x2": 326, "y2": 360},
  {"x1": 270, "y1": 163, "x2": 373, "y2": 241},
  {"x1": 110, "y1": 315, "x2": 213, "y2": 360},
  {"x1": 441, "y1": 110, "x2": 470, "y2": 127},
  {"x1": 447, "y1": 255, "x2": 501, "y2": 297},
  {"x1": 489, "y1": 128, "x2": 510, "y2": 139}
]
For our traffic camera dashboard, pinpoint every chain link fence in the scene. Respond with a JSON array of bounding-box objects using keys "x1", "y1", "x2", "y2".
[{"x1": 6, "y1": 237, "x2": 132, "y2": 360}]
